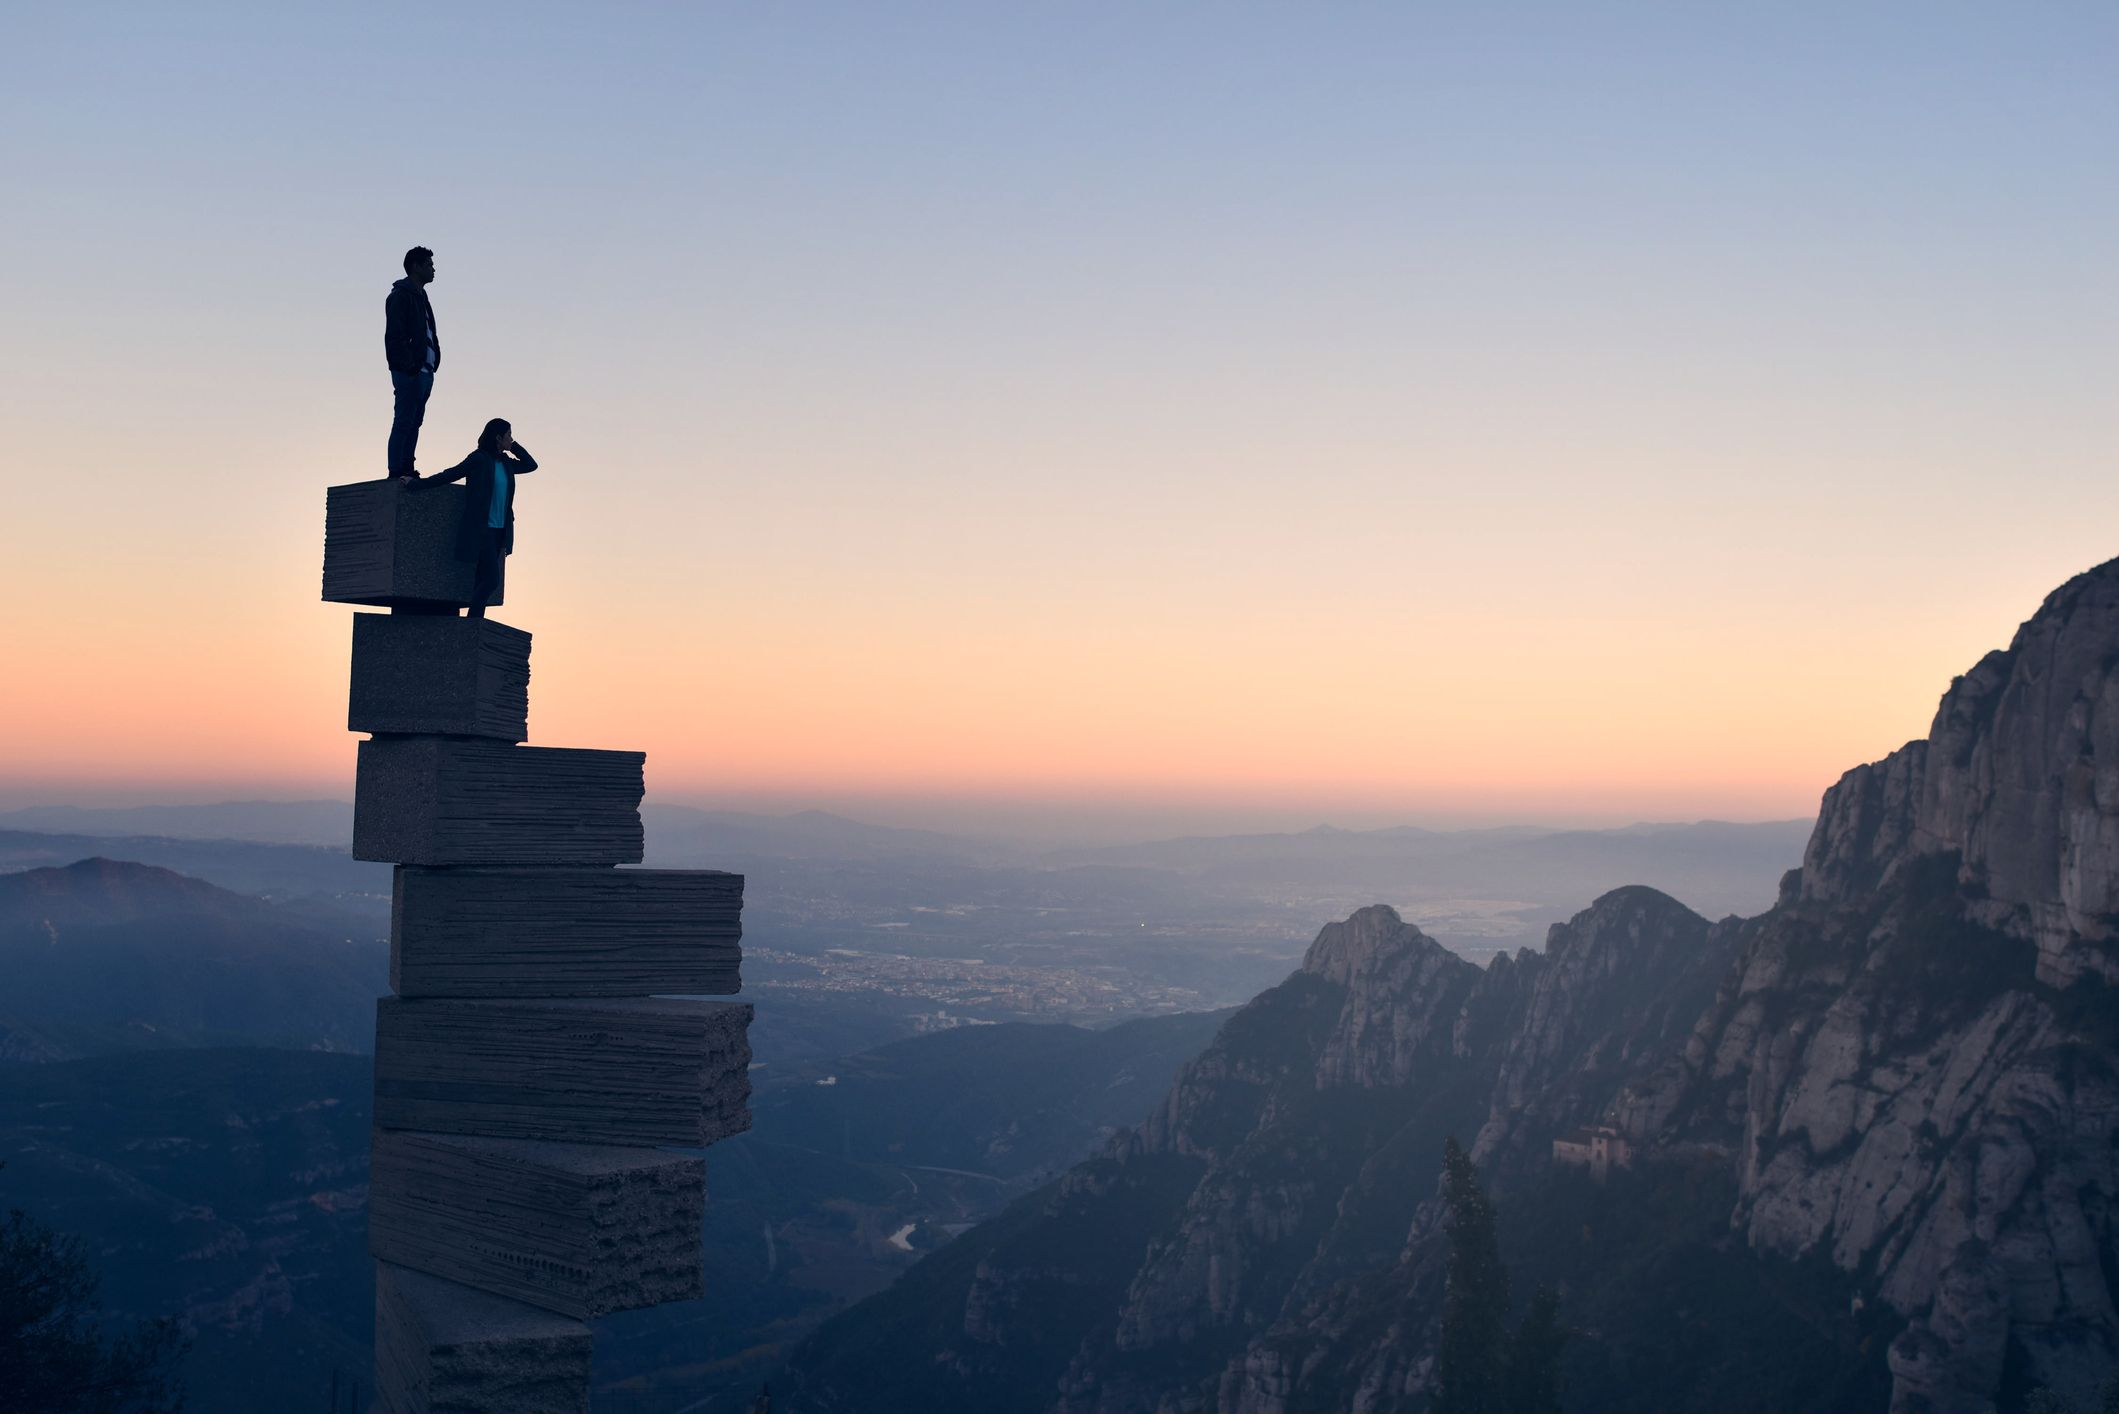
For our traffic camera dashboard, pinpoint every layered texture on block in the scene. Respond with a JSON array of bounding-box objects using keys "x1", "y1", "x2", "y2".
[
  {"x1": 351, "y1": 614, "x2": 531, "y2": 741},
  {"x1": 353, "y1": 738, "x2": 645, "y2": 866},
  {"x1": 324, "y1": 480, "x2": 502, "y2": 609},
  {"x1": 375, "y1": 1263, "x2": 590, "y2": 1414},
  {"x1": 390, "y1": 866, "x2": 742, "y2": 997},
  {"x1": 374, "y1": 996, "x2": 753, "y2": 1145},
  {"x1": 369, "y1": 1131, "x2": 706, "y2": 1319}
]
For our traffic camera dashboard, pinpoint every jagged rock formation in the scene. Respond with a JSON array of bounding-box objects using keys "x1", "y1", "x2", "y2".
[
  {"x1": 323, "y1": 478, "x2": 753, "y2": 1413},
  {"x1": 780, "y1": 559, "x2": 2119, "y2": 1414},
  {"x1": 1797, "y1": 562, "x2": 2119, "y2": 989},
  {"x1": 1609, "y1": 561, "x2": 2119, "y2": 1411}
]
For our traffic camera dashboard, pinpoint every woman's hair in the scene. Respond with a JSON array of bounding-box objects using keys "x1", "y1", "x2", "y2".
[{"x1": 476, "y1": 418, "x2": 513, "y2": 455}]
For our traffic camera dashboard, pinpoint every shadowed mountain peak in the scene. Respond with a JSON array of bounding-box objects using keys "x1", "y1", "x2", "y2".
[
  {"x1": 0, "y1": 856, "x2": 272, "y2": 931},
  {"x1": 0, "y1": 858, "x2": 385, "y2": 1060},
  {"x1": 1298, "y1": 903, "x2": 1448, "y2": 984}
]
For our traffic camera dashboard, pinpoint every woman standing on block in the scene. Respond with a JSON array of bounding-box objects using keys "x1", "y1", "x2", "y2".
[{"x1": 415, "y1": 418, "x2": 536, "y2": 618}]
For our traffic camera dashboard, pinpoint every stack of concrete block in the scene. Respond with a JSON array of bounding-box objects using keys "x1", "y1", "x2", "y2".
[{"x1": 324, "y1": 479, "x2": 751, "y2": 1413}]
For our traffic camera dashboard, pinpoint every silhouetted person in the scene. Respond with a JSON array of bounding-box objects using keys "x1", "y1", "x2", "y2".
[
  {"x1": 414, "y1": 418, "x2": 536, "y2": 618},
  {"x1": 385, "y1": 246, "x2": 439, "y2": 479}
]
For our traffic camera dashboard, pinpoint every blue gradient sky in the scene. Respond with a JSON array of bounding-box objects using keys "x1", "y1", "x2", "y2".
[{"x1": 3, "y1": 4, "x2": 2115, "y2": 836}]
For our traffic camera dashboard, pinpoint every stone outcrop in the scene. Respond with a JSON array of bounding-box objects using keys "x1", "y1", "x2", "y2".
[
  {"x1": 1610, "y1": 881, "x2": 2119, "y2": 1411},
  {"x1": 1305, "y1": 903, "x2": 1484, "y2": 1089},
  {"x1": 324, "y1": 480, "x2": 750, "y2": 1409},
  {"x1": 1801, "y1": 563, "x2": 2119, "y2": 988}
]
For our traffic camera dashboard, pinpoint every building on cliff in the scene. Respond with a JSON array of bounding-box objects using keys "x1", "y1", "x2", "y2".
[{"x1": 1551, "y1": 1123, "x2": 1632, "y2": 1181}]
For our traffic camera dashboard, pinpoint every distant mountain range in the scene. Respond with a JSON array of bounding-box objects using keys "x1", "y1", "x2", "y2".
[
  {"x1": 0, "y1": 858, "x2": 386, "y2": 1059},
  {"x1": 3, "y1": 797, "x2": 1807, "y2": 884},
  {"x1": 0, "y1": 826, "x2": 387, "y2": 901},
  {"x1": 0, "y1": 799, "x2": 358, "y2": 845},
  {"x1": 645, "y1": 804, "x2": 1005, "y2": 864},
  {"x1": 1052, "y1": 817, "x2": 1813, "y2": 923},
  {"x1": 0, "y1": 800, "x2": 991, "y2": 861},
  {"x1": 1, "y1": 805, "x2": 1812, "y2": 967}
]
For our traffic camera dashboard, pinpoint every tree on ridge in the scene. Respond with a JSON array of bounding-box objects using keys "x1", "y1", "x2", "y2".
[
  {"x1": 1431, "y1": 1136, "x2": 1566, "y2": 1414},
  {"x1": 0, "y1": 1165, "x2": 187, "y2": 1414}
]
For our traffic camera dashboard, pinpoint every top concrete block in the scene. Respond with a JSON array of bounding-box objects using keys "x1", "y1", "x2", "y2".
[{"x1": 323, "y1": 479, "x2": 502, "y2": 609}]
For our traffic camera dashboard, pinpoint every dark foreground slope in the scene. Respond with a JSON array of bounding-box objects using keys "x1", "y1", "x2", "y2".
[
  {"x1": 0, "y1": 1049, "x2": 375, "y2": 1411},
  {"x1": 0, "y1": 1012, "x2": 1228, "y2": 1413},
  {"x1": 752, "y1": 1010, "x2": 1234, "y2": 1182},
  {"x1": 778, "y1": 560, "x2": 2119, "y2": 1414},
  {"x1": 593, "y1": 1009, "x2": 1233, "y2": 1403}
]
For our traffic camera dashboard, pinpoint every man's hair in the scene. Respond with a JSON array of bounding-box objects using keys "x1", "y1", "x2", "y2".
[{"x1": 404, "y1": 246, "x2": 434, "y2": 273}]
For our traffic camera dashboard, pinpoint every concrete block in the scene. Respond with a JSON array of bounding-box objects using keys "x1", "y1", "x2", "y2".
[
  {"x1": 351, "y1": 614, "x2": 531, "y2": 742},
  {"x1": 354, "y1": 738, "x2": 644, "y2": 866},
  {"x1": 369, "y1": 1131, "x2": 704, "y2": 1320},
  {"x1": 323, "y1": 479, "x2": 501, "y2": 609},
  {"x1": 374, "y1": 997, "x2": 752, "y2": 1146},
  {"x1": 390, "y1": 866, "x2": 743, "y2": 997},
  {"x1": 375, "y1": 1262, "x2": 589, "y2": 1414}
]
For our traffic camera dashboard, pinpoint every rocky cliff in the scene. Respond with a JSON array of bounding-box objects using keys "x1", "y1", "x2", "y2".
[
  {"x1": 777, "y1": 560, "x2": 2119, "y2": 1414},
  {"x1": 1612, "y1": 561, "x2": 2119, "y2": 1412},
  {"x1": 1798, "y1": 562, "x2": 2119, "y2": 989}
]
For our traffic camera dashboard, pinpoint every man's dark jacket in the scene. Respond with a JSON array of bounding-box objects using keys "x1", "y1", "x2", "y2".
[
  {"x1": 425, "y1": 447, "x2": 538, "y2": 558},
  {"x1": 384, "y1": 277, "x2": 438, "y2": 373}
]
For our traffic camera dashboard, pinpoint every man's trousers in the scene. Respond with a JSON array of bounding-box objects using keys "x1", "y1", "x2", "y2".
[{"x1": 388, "y1": 369, "x2": 434, "y2": 476}]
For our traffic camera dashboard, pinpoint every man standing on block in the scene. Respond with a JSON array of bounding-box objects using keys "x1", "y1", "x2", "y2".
[{"x1": 385, "y1": 246, "x2": 439, "y2": 480}]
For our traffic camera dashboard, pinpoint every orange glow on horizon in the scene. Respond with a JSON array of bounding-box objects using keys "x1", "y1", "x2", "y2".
[{"x1": 0, "y1": 499, "x2": 2020, "y2": 831}]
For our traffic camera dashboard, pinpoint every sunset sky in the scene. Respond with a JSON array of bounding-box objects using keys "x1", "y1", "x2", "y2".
[{"x1": 4, "y1": 4, "x2": 2115, "y2": 839}]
